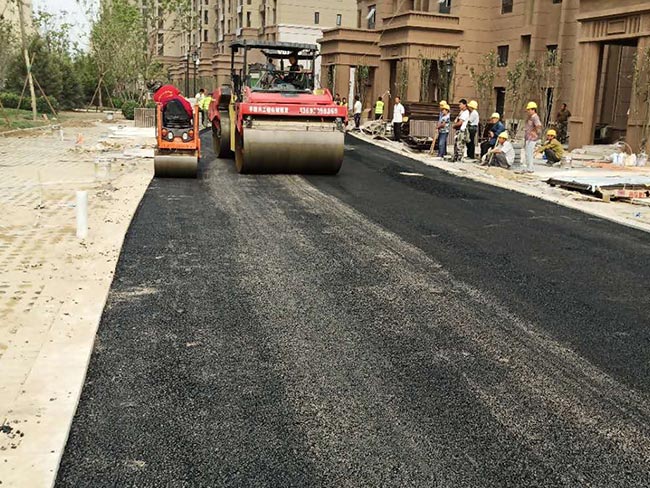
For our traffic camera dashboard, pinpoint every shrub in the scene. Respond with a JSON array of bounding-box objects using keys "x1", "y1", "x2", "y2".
[
  {"x1": 112, "y1": 98, "x2": 124, "y2": 109},
  {"x1": 36, "y1": 96, "x2": 59, "y2": 114},
  {"x1": 0, "y1": 92, "x2": 58, "y2": 114},
  {"x1": 0, "y1": 92, "x2": 20, "y2": 109},
  {"x1": 145, "y1": 100, "x2": 156, "y2": 109},
  {"x1": 121, "y1": 100, "x2": 138, "y2": 120}
]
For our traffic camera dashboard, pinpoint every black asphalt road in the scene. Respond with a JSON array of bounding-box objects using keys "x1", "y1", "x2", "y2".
[{"x1": 56, "y1": 133, "x2": 650, "y2": 487}]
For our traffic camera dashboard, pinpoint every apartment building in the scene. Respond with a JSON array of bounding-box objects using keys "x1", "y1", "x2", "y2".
[
  {"x1": 0, "y1": 0, "x2": 32, "y2": 29},
  {"x1": 168, "y1": 0, "x2": 357, "y2": 89},
  {"x1": 319, "y1": 0, "x2": 650, "y2": 150}
]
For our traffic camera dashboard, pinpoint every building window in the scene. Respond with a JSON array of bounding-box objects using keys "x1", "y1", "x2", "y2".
[
  {"x1": 157, "y1": 33, "x2": 163, "y2": 56},
  {"x1": 247, "y1": 11, "x2": 251, "y2": 27},
  {"x1": 336, "y1": 14, "x2": 342, "y2": 26},
  {"x1": 204, "y1": 10, "x2": 208, "y2": 23},
  {"x1": 439, "y1": 0, "x2": 451, "y2": 14},
  {"x1": 547, "y1": 44, "x2": 558, "y2": 65},
  {"x1": 501, "y1": 0, "x2": 513, "y2": 14},
  {"x1": 314, "y1": 11, "x2": 319, "y2": 24},
  {"x1": 367, "y1": 5, "x2": 376, "y2": 29},
  {"x1": 497, "y1": 45, "x2": 509, "y2": 66},
  {"x1": 521, "y1": 34, "x2": 531, "y2": 57},
  {"x1": 552, "y1": 0, "x2": 562, "y2": 3},
  {"x1": 204, "y1": 29, "x2": 208, "y2": 42}
]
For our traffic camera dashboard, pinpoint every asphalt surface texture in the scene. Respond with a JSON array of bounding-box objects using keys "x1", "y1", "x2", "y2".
[{"x1": 56, "y1": 132, "x2": 650, "y2": 487}]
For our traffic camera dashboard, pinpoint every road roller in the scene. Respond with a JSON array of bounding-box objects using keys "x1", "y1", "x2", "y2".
[
  {"x1": 208, "y1": 41, "x2": 347, "y2": 174},
  {"x1": 154, "y1": 101, "x2": 201, "y2": 178}
]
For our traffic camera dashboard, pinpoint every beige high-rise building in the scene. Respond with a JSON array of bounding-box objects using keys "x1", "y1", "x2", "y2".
[
  {"x1": 167, "y1": 0, "x2": 358, "y2": 90},
  {"x1": 0, "y1": 0, "x2": 31, "y2": 26},
  {"x1": 319, "y1": 0, "x2": 650, "y2": 151}
]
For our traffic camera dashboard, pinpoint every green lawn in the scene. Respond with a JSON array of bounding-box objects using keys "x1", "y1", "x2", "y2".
[{"x1": 0, "y1": 107, "x2": 52, "y2": 132}]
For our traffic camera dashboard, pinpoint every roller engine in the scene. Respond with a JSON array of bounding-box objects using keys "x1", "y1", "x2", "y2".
[{"x1": 209, "y1": 41, "x2": 347, "y2": 174}]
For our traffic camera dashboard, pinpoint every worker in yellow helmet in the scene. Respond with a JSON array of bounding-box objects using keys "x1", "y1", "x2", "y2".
[
  {"x1": 535, "y1": 128, "x2": 564, "y2": 165},
  {"x1": 483, "y1": 131, "x2": 514, "y2": 168},
  {"x1": 374, "y1": 96, "x2": 385, "y2": 120},
  {"x1": 522, "y1": 101, "x2": 542, "y2": 173}
]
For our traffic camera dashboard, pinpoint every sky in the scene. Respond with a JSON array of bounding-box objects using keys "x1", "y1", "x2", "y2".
[{"x1": 32, "y1": 0, "x2": 93, "y2": 49}]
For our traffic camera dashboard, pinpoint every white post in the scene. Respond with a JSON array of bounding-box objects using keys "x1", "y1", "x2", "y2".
[{"x1": 76, "y1": 191, "x2": 88, "y2": 239}]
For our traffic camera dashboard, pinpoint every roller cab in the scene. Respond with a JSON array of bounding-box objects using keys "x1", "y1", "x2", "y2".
[{"x1": 154, "y1": 102, "x2": 201, "y2": 178}]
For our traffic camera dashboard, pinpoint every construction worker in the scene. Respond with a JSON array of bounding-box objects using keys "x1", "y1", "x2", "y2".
[
  {"x1": 353, "y1": 95, "x2": 362, "y2": 129},
  {"x1": 480, "y1": 112, "x2": 505, "y2": 158},
  {"x1": 467, "y1": 100, "x2": 479, "y2": 160},
  {"x1": 452, "y1": 98, "x2": 469, "y2": 162},
  {"x1": 435, "y1": 102, "x2": 451, "y2": 158},
  {"x1": 535, "y1": 129, "x2": 564, "y2": 165},
  {"x1": 483, "y1": 131, "x2": 515, "y2": 168},
  {"x1": 374, "y1": 96, "x2": 385, "y2": 120},
  {"x1": 392, "y1": 96, "x2": 405, "y2": 142},
  {"x1": 555, "y1": 103, "x2": 571, "y2": 143},
  {"x1": 198, "y1": 92, "x2": 212, "y2": 127},
  {"x1": 523, "y1": 101, "x2": 542, "y2": 173}
]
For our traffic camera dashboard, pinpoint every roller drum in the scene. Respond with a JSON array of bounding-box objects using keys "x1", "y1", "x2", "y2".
[
  {"x1": 236, "y1": 120, "x2": 344, "y2": 174},
  {"x1": 212, "y1": 112, "x2": 232, "y2": 158},
  {"x1": 154, "y1": 150, "x2": 198, "y2": 178}
]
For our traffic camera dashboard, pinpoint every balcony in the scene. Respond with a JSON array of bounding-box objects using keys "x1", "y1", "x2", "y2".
[{"x1": 381, "y1": 11, "x2": 461, "y2": 33}]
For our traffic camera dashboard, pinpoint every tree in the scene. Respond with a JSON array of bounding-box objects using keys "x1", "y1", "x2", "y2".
[
  {"x1": 89, "y1": 0, "x2": 194, "y2": 105},
  {"x1": 632, "y1": 46, "x2": 650, "y2": 152},
  {"x1": 0, "y1": 18, "x2": 17, "y2": 90},
  {"x1": 469, "y1": 50, "x2": 498, "y2": 113}
]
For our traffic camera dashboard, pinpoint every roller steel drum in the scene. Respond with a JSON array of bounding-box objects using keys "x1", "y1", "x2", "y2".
[
  {"x1": 153, "y1": 150, "x2": 198, "y2": 178},
  {"x1": 212, "y1": 112, "x2": 232, "y2": 158},
  {"x1": 235, "y1": 120, "x2": 344, "y2": 174}
]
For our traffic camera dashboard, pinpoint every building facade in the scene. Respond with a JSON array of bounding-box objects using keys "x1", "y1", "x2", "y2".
[
  {"x1": 167, "y1": 0, "x2": 358, "y2": 91},
  {"x1": 319, "y1": 0, "x2": 650, "y2": 151}
]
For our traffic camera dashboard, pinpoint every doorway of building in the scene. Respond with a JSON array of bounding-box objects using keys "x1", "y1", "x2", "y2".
[{"x1": 593, "y1": 39, "x2": 637, "y2": 144}]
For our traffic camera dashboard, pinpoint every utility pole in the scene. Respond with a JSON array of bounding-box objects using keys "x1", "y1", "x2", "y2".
[{"x1": 16, "y1": 0, "x2": 37, "y2": 120}]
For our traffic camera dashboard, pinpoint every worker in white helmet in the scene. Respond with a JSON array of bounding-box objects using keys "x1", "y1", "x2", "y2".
[{"x1": 522, "y1": 101, "x2": 542, "y2": 173}]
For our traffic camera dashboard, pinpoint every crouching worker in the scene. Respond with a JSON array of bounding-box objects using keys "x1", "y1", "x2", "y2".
[
  {"x1": 482, "y1": 131, "x2": 514, "y2": 168},
  {"x1": 535, "y1": 129, "x2": 564, "y2": 165}
]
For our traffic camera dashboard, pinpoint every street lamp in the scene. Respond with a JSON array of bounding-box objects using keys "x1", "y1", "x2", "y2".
[
  {"x1": 192, "y1": 49, "x2": 200, "y2": 96},
  {"x1": 184, "y1": 52, "x2": 190, "y2": 96}
]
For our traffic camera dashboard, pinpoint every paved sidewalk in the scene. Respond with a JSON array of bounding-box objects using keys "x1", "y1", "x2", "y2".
[
  {"x1": 351, "y1": 132, "x2": 650, "y2": 233},
  {"x1": 0, "y1": 118, "x2": 153, "y2": 487}
]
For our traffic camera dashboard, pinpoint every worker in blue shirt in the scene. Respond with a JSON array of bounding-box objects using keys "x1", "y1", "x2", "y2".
[{"x1": 480, "y1": 112, "x2": 506, "y2": 159}]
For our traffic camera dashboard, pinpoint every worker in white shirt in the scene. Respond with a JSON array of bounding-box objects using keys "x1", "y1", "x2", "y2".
[
  {"x1": 353, "y1": 95, "x2": 363, "y2": 130},
  {"x1": 452, "y1": 98, "x2": 469, "y2": 162},
  {"x1": 467, "y1": 100, "x2": 479, "y2": 160},
  {"x1": 392, "y1": 96, "x2": 405, "y2": 142}
]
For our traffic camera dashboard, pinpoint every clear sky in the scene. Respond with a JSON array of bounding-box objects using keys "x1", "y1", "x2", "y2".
[{"x1": 33, "y1": 0, "x2": 93, "y2": 50}]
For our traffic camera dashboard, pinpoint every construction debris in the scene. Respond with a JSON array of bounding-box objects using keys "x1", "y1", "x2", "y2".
[{"x1": 547, "y1": 175, "x2": 650, "y2": 201}]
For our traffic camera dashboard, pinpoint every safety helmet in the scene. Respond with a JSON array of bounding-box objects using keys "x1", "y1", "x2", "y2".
[
  {"x1": 468, "y1": 100, "x2": 478, "y2": 110},
  {"x1": 526, "y1": 101, "x2": 538, "y2": 110},
  {"x1": 441, "y1": 103, "x2": 450, "y2": 110},
  {"x1": 547, "y1": 129, "x2": 557, "y2": 137},
  {"x1": 439, "y1": 100, "x2": 447, "y2": 106},
  {"x1": 497, "y1": 131, "x2": 509, "y2": 140},
  {"x1": 490, "y1": 112, "x2": 500, "y2": 119}
]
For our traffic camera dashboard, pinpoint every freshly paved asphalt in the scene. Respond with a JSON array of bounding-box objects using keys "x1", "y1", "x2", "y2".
[{"x1": 56, "y1": 133, "x2": 650, "y2": 487}]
